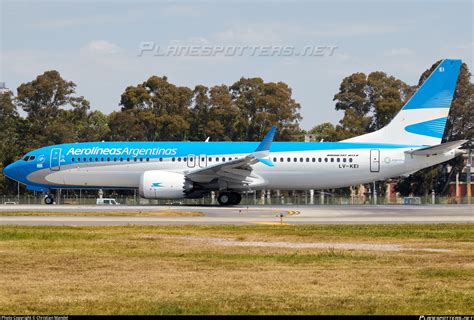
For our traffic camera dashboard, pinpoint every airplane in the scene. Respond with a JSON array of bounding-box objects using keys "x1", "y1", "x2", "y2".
[{"x1": 3, "y1": 59, "x2": 466, "y2": 205}]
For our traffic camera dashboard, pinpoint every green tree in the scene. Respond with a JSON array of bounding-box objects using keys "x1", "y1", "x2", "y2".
[
  {"x1": 230, "y1": 78, "x2": 301, "y2": 141},
  {"x1": 16, "y1": 70, "x2": 90, "y2": 148},
  {"x1": 308, "y1": 122, "x2": 340, "y2": 142},
  {"x1": 0, "y1": 91, "x2": 23, "y2": 194},
  {"x1": 333, "y1": 71, "x2": 411, "y2": 138},
  {"x1": 118, "y1": 76, "x2": 193, "y2": 140}
]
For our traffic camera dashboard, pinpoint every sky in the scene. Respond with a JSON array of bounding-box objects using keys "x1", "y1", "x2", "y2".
[{"x1": 1, "y1": 0, "x2": 472, "y2": 130}]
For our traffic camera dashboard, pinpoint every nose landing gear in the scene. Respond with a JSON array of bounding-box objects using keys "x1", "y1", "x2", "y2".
[
  {"x1": 217, "y1": 192, "x2": 242, "y2": 205},
  {"x1": 44, "y1": 194, "x2": 55, "y2": 205}
]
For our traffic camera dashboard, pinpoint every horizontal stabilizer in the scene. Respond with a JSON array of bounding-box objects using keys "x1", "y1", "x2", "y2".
[{"x1": 405, "y1": 140, "x2": 467, "y2": 156}]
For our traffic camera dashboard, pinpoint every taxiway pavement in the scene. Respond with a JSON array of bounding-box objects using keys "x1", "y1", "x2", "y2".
[{"x1": 0, "y1": 204, "x2": 472, "y2": 225}]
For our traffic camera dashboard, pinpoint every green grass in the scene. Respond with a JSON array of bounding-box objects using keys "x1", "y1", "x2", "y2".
[{"x1": 0, "y1": 224, "x2": 473, "y2": 315}]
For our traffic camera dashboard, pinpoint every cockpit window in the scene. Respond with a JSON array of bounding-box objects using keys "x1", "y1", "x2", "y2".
[{"x1": 22, "y1": 155, "x2": 36, "y2": 161}]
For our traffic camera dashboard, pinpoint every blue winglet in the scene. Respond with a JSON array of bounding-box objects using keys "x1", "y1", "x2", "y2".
[
  {"x1": 255, "y1": 126, "x2": 277, "y2": 152},
  {"x1": 257, "y1": 158, "x2": 274, "y2": 167}
]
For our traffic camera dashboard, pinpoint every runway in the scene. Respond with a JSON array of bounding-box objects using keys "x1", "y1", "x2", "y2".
[{"x1": 0, "y1": 204, "x2": 472, "y2": 225}]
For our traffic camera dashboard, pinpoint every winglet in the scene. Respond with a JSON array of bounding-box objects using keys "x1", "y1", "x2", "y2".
[
  {"x1": 252, "y1": 126, "x2": 277, "y2": 166},
  {"x1": 255, "y1": 126, "x2": 277, "y2": 152}
]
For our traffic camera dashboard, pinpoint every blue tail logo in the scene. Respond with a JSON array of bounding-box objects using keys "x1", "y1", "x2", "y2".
[{"x1": 404, "y1": 117, "x2": 448, "y2": 138}]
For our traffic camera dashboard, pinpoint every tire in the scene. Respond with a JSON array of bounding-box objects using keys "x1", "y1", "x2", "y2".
[
  {"x1": 44, "y1": 196, "x2": 54, "y2": 205},
  {"x1": 217, "y1": 192, "x2": 231, "y2": 205},
  {"x1": 229, "y1": 192, "x2": 242, "y2": 205},
  {"x1": 218, "y1": 192, "x2": 242, "y2": 205}
]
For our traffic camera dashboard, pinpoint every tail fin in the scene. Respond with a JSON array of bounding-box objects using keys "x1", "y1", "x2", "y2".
[{"x1": 344, "y1": 59, "x2": 462, "y2": 146}]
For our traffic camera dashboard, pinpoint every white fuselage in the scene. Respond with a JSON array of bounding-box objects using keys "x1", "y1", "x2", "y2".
[{"x1": 28, "y1": 147, "x2": 456, "y2": 192}]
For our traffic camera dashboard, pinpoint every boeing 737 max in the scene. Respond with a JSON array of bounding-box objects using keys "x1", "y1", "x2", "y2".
[{"x1": 3, "y1": 59, "x2": 466, "y2": 205}]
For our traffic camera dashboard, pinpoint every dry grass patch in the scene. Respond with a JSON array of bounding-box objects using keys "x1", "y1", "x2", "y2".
[{"x1": 0, "y1": 224, "x2": 473, "y2": 315}]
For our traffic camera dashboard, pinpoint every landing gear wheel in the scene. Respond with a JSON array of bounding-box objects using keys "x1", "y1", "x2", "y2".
[
  {"x1": 44, "y1": 195, "x2": 55, "y2": 205},
  {"x1": 217, "y1": 192, "x2": 231, "y2": 205},
  {"x1": 218, "y1": 192, "x2": 242, "y2": 205},
  {"x1": 229, "y1": 192, "x2": 242, "y2": 205}
]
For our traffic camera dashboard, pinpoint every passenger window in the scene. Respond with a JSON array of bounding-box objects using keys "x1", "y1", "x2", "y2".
[
  {"x1": 95, "y1": 158, "x2": 98, "y2": 162},
  {"x1": 77, "y1": 158, "x2": 81, "y2": 162},
  {"x1": 146, "y1": 158, "x2": 150, "y2": 162},
  {"x1": 306, "y1": 158, "x2": 309, "y2": 162},
  {"x1": 330, "y1": 158, "x2": 334, "y2": 162},
  {"x1": 343, "y1": 158, "x2": 346, "y2": 163},
  {"x1": 324, "y1": 158, "x2": 328, "y2": 162},
  {"x1": 177, "y1": 157, "x2": 181, "y2": 162},
  {"x1": 208, "y1": 158, "x2": 212, "y2": 162},
  {"x1": 312, "y1": 158, "x2": 315, "y2": 162},
  {"x1": 72, "y1": 158, "x2": 75, "y2": 162},
  {"x1": 101, "y1": 158, "x2": 104, "y2": 162},
  {"x1": 107, "y1": 158, "x2": 110, "y2": 162},
  {"x1": 120, "y1": 158, "x2": 123, "y2": 162},
  {"x1": 318, "y1": 158, "x2": 322, "y2": 162},
  {"x1": 349, "y1": 158, "x2": 353, "y2": 163},
  {"x1": 273, "y1": 157, "x2": 277, "y2": 162},
  {"x1": 228, "y1": 157, "x2": 232, "y2": 161},
  {"x1": 83, "y1": 158, "x2": 87, "y2": 162},
  {"x1": 126, "y1": 158, "x2": 130, "y2": 162},
  {"x1": 287, "y1": 158, "x2": 291, "y2": 162},
  {"x1": 133, "y1": 158, "x2": 137, "y2": 162},
  {"x1": 337, "y1": 158, "x2": 340, "y2": 162},
  {"x1": 172, "y1": 158, "x2": 176, "y2": 162},
  {"x1": 294, "y1": 158, "x2": 297, "y2": 162},
  {"x1": 159, "y1": 158, "x2": 163, "y2": 162},
  {"x1": 280, "y1": 157, "x2": 284, "y2": 162}
]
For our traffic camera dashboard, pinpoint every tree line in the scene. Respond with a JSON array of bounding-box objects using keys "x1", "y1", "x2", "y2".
[{"x1": 1, "y1": 60, "x2": 472, "y2": 196}]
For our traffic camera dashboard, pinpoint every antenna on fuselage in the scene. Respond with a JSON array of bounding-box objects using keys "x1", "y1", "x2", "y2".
[{"x1": 205, "y1": 137, "x2": 210, "y2": 142}]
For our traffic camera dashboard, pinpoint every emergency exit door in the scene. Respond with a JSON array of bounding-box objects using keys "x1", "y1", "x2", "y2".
[{"x1": 370, "y1": 149, "x2": 380, "y2": 173}]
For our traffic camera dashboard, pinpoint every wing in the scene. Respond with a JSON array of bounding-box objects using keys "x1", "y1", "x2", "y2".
[{"x1": 185, "y1": 126, "x2": 277, "y2": 185}]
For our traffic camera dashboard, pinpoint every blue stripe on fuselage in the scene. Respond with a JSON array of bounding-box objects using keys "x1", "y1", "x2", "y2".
[{"x1": 46, "y1": 141, "x2": 421, "y2": 158}]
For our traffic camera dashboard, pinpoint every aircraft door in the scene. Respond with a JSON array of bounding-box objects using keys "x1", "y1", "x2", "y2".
[
  {"x1": 50, "y1": 148, "x2": 61, "y2": 171},
  {"x1": 370, "y1": 149, "x2": 380, "y2": 173},
  {"x1": 187, "y1": 154, "x2": 196, "y2": 168},
  {"x1": 198, "y1": 154, "x2": 207, "y2": 168}
]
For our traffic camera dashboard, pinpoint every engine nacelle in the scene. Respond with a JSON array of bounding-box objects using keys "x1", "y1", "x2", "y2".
[{"x1": 139, "y1": 170, "x2": 189, "y2": 199}]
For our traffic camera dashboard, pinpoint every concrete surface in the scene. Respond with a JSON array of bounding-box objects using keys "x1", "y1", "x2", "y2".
[{"x1": 0, "y1": 204, "x2": 472, "y2": 225}]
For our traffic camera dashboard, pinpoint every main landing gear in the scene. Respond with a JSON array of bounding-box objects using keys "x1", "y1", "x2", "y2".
[
  {"x1": 44, "y1": 194, "x2": 55, "y2": 205},
  {"x1": 217, "y1": 192, "x2": 242, "y2": 206}
]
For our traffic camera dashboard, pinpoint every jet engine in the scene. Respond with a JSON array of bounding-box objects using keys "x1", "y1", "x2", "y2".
[{"x1": 139, "y1": 170, "x2": 192, "y2": 199}]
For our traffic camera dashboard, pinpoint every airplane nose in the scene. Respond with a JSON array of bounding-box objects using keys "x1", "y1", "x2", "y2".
[{"x1": 3, "y1": 162, "x2": 18, "y2": 180}]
